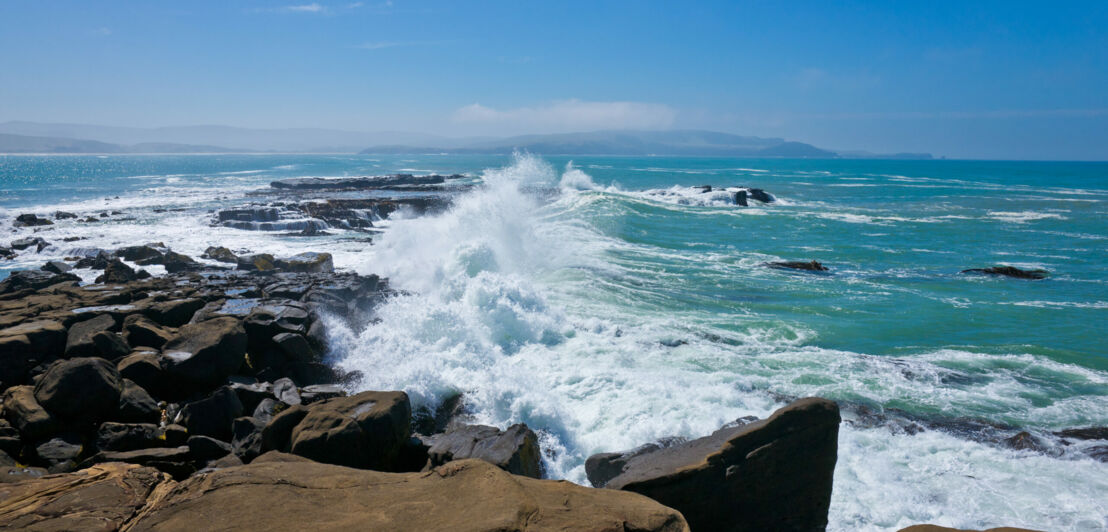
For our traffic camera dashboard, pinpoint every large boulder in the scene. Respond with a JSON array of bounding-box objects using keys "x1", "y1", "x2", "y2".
[
  {"x1": 162, "y1": 317, "x2": 247, "y2": 391},
  {"x1": 0, "y1": 270, "x2": 78, "y2": 295},
  {"x1": 143, "y1": 298, "x2": 205, "y2": 327},
  {"x1": 2, "y1": 386, "x2": 57, "y2": 440},
  {"x1": 0, "y1": 320, "x2": 67, "y2": 385},
  {"x1": 0, "y1": 459, "x2": 688, "y2": 531},
  {"x1": 116, "y1": 351, "x2": 166, "y2": 394},
  {"x1": 426, "y1": 423, "x2": 542, "y2": 478},
  {"x1": 13, "y1": 213, "x2": 53, "y2": 227},
  {"x1": 33, "y1": 357, "x2": 123, "y2": 422},
  {"x1": 65, "y1": 314, "x2": 118, "y2": 357},
  {"x1": 122, "y1": 314, "x2": 174, "y2": 349},
  {"x1": 237, "y1": 253, "x2": 276, "y2": 271},
  {"x1": 264, "y1": 390, "x2": 411, "y2": 471},
  {"x1": 177, "y1": 387, "x2": 243, "y2": 441},
  {"x1": 202, "y1": 246, "x2": 238, "y2": 264},
  {"x1": 117, "y1": 379, "x2": 161, "y2": 423},
  {"x1": 276, "y1": 252, "x2": 334, "y2": 273},
  {"x1": 162, "y1": 251, "x2": 201, "y2": 273},
  {"x1": 96, "y1": 422, "x2": 166, "y2": 452},
  {"x1": 596, "y1": 397, "x2": 840, "y2": 532},
  {"x1": 95, "y1": 259, "x2": 138, "y2": 283}
]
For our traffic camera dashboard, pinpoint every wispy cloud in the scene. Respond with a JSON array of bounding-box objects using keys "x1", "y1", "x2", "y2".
[
  {"x1": 452, "y1": 100, "x2": 678, "y2": 133},
  {"x1": 88, "y1": 27, "x2": 112, "y2": 36},
  {"x1": 282, "y1": 3, "x2": 326, "y2": 13}
]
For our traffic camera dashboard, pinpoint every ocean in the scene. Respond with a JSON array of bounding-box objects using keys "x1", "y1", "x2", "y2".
[{"x1": 2, "y1": 153, "x2": 1106, "y2": 530}]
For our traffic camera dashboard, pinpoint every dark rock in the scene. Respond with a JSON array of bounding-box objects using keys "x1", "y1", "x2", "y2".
[
  {"x1": 586, "y1": 439, "x2": 686, "y2": 489},
  {"x1": 231, "y1": 416, "x2": 266, "y2": 462},
  {"x1": 178, "y1": 387, "x2": 243, "y2": 441},
  {"x1": 0, "y1": 270, "x2": 78, "y2": 294},
  {"x1": 260, "y1": 404, "x2": 308, "y2": 453},
  {"x1": 34, "y1": 357, "x2": 123, "y2": 422},
  {"x1": 0, "y1": 320, "x2": 67, "y2": 385},
  {"x1": 187, "y1": 435, "x2": 233, "y2": 461},
  {"x1": 1055, "y1": 427, "x2": 1108, "y2": 440},
  {"x1": 162, "y1": 251, "x2": 201, "y2": 273},
  {"x1": 746, "y1": 188, "x2": 774, "y2": 203},
  {"x1": 276, "y1": 252, "x2": 334, "y2": 273},
  {"x1": 733, "y1": 189, "x2": 748, "y2": 206},
  {"x1": 116, "y1": 352, "x2": 165, "y2": 394},
  {"x1": 203, "y1": 246, "x2": 238, "y2": 263},
  {"x1": 272, "y1": 331, "x2": 318, "y2": 364},
  {"x1": 600, "y1": 397, "x2": 840, "y2": 532},
  {"x1": 766, "y1": 260, "x2": 829, "y2": 272},
  {"x1": 144, "y1": 297, "x2": 205, "y2": 327},
  {"x1": 95, "y1": 259, "x2": 138, "y2": 283},
  {"x1": 426, "y1": 423, "x2": 542, "y2": 478},
  {"x1": 300, "y1": 384, "x2": 346, "y2": 405},
  {"x1": 960, "y1": 266, "x2": 1049, "y2": 280},
  {"x1": 201, "y1": 453, "x2": 244, "y2": 471},
  {"x1": 163, "y1": 317, "x2": 247, "y2": 390},
  {"x1": 13, "y1": 213, "x2": 53, "y2": 227},
  {"x1": 229, "y1": 381, "x2": 273, "y2": 414},
  {"x1": 34, "y1": 434, "x2": 85, "y2": 471},
  {"x1": 54, "y1": 211, "x2": 78, "y2": 220},
  {"x1": 163, "y1": 424, "x2": 188, "y2": 447},
  {"x1": 412, "y1": 392, "x2": 468, "y2": 436},
  {"x1": 2, "y1": 386, "x2": 57, "y2": 440},
  {"x1": 237, "y1": 253, "x2": 276, "y2": 271},
  {"x1": 10, "y1": 237, "x2": 46, "y2": 251},
  {"x1": 252, "y1": 398, "x2": 281, "y2": 425},
  {"x1": 122, "y1": 314, "x2": 174, "y2": 349},
  {"x1": 1003, "y1": 431, "x2": 1049, "y2": 453},
  {"x1": 271, "y1": 174, "x2": 447, "y2": 190},
  {"x1": 115, "y1": 245, "x2": 164, "y2": 263},
  {"x1": 117, "y1": 379, "x2": 161, "y2": 423},
  {"x1": 96, "y1": 422, "x2": 165, "y2": 452},
  {"x1": 91, "y1": 331, "x2": 131, "y2": 360},
  {"x1": 65, "y1": 313, "x2": 117, "y2": 357},
  {"x1": 218, "y1": 207, "x2": 280, "y2": 223},
  {"x1": 40, "y1": 260, "x2": 72, "y2": 274},
  {"x1": 272, "y1": 377, "x2": 301, "y2": 405},
  {"x1": 75, "y1": 251, "x2": 112, "y2": 269}
]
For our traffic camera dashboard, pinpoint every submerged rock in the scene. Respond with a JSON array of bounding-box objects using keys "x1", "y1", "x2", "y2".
[
  {"x1": 960, "y1": 266, "x2": 1048, "y2": 280},
  {"x1": 765, "y1": 260, "x2": 830, "y2": 272},
  {"x1": 13, "y1": 213, "x2": 53, "y2": 227},
  {"x1": 594, "y1": 397, "x2": 840, "y2": 532}
]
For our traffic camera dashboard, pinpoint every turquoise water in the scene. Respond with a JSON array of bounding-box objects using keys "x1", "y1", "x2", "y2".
[{"x1": 2, "y1": 154, "x2": 1106, "y2": 530}]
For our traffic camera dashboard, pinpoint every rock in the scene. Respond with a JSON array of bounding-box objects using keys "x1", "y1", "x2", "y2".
[
  {"x1": 54, "y1": 211, "x2": 78, "y2": 220},
  {"x1": 0, "y1": 459, "x2": 688, "y2": 531},
  {"x1": 75, "y1": 250, "x2": 112, "y2": 269},
  {"x1": 228, "y1": 381, "x2": 273, "y2": 414},
  {"x1": 0, "y1": 463, "x2": 171, "y2": 528},
  {"x1": 1003, "y1": 431, "x2": 1050, "y2": 453},
  {"x1": 237, "y1": 253, "x2": 276, "y2": 271},
  {"x1": 0, "y1": 320, "x2": 67, "y2": 385},
  {"x1": 765, "y1": 260, "x2": 830, "y2": 272},
  {"x1": 1055, "y1": 426, "x2": 1108, "y2": 440},
  {"x1": 599, "y1": 397, "x2": 840, "y2": 532},
  {"x1": 2, "y1": 386, "x2": 57, "y2": 440},
  {"x1": 34, "y1": 433, "x2": 85, "y2": 471},
  {"x1": 202, "y1": 246, "x2": 238, "y2": 263},
  {"x1": 115, "y1": 245, "x2": 164, "y2": 263},
  {"x1": 272, "y1": 377, "x2": 301, "y2": 405},
  {"x1": 34, "y1": 357, "x2": 123, "y2": 422},
  {"x1": 96, "y1": 422, "x2": 165, "y2": 452},
  {"x1": 163, "y1": 317, "x2": 247, "y2": 390},
  {"x1": 116, "y1": 352, "x2": 165, "y2": 394},
  {"x1": 117, "y1": 379, "x2": 161, "y2": 423},
  {"x1": 426, "y1": 423, "x2": 542, "y2": 478},
  {"x1": 245, "y1": 302, "x2": 310, "y2": 339},
  {"x1": 746, "y1": 188, "x2": 774, "y2": 203},
  {"x1": 94, "y1": 445, "x2": 192, "y2": 466},
  {"x1": 231, "y1": 416, "x2": 266, "y2": 462},
  {"x1": 271, "y1": 174, "x2": 448, "y2": 190},
  {"x1": 95, "y1": 259, "x2": 138, "y2": 283},
  {"x1": 272, "y1": 331, "x2": 318, "y2": 364},
  {"x1": 178, "y1": 387, "x2": 244, "y2": 441},
  {"x1": 299, "y1": 384, "x2": 346, "y2": 405},
  {"x1": 266, "y1": 391, "x2": 411, "y2": 471},
  {"x1": 144, "y1": 297, "x2": 206, "y2": 327},
  {"x1": 276, "y1": 252, "x2": 334, "y2": 273},
  {"x1": 64, "y1": 313, "x2": 117, "y2": 357},
  {"x1": 733, "y1": 189, "x2": 749, "y2": 206},
  {"x1": 0, "y1": 270, "x2": 78, "y2": 294},
  {"x1": 260, "y1": 404, "x2": 308, "y2": 453},
  {"x1": 201, "y1": 453, "x2": 244, "y2": 471},
  {"x1": 122, "y1": 314, "x2": 174, "y2": 349},
  {"x1": 187, "y1": 435, "x2": 233, "y2": 461},
  {"x1": 162, "y1": 251, "x2": 201, "y2": 273},
  {"x1": 40, "y1": 260, "x2": 72, "y2": 274},
  {"x1": 960, "y1": 266, "x2": 1049, "y2": 280},
  {"x1": 92, "y1": 330, "x2": 131, "y2": 360},
  {"x1": 586, "y1": 439, "x2": 686, "y2": 489},
  {"x1": 13, "y1": 213, "x2": 53, "y2": 227},
  {"x1": 9, "y1": 237, "x2": 46, "y2": 251},
  {"x1": 898, "y1": 526, "x2": 1042, "y2": 532}
]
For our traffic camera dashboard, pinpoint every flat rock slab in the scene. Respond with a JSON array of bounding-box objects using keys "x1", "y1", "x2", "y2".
[{"x1": 0, "y1": 458, "x2": 687, "y2": 531}]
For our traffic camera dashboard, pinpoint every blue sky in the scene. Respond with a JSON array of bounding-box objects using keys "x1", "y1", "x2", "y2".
[{"x1": 1, "y1": 1, "x2": 1106, "y2": 159}]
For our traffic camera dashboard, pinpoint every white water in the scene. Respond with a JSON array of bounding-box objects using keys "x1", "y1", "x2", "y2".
[{"x1": 329, "y1": 154, "x2": 1108, "y2": 531}]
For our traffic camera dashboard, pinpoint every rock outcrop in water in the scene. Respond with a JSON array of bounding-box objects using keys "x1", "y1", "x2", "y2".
[
  {"x1": 960, "y1": 266, "x2": 1049, "y2": 280},
  {"x1": 270, "y1": 173, "x2": 463, "y2": 190},
  {"x1": 588, "y1": 397, "x2": 841, "y2": 532},
  {"x1": 765, "y1": 260, "x2": 831, "y2": 272}
]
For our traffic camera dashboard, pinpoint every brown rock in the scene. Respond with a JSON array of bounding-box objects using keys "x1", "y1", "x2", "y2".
[
  {"x1": 162, "y1": 317, "x2": 247, "y2": 391},
  {"x1": 600, "y1": 397, "x2": 840, "y2": 532},
  {"x1": 284, "y1": 391, "x2": 411, "y2": 471},
  {"x1": 122, "y1": 314, "x2": 175, "y2": 349},
  {"x1": 0, "y1": 463, "x2": 171, "y2": 529},
  {"x1": 426, "y1": 423, "x2": 542, "y2": 478}
]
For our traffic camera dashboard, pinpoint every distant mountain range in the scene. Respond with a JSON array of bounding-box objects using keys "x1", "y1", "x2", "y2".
[{"x1": 0, "y1": 121, "x2": 932, "y2": 159}]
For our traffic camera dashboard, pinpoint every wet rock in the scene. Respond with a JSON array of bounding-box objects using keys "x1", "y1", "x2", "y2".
[
  {"x1": 586, "y1": 438, "x2": 687, "y2": 489},
  {"x1": 96, "y1": 422, "x2": 165, "y2": 452},
  {"x1": 0, "y1": 320, "x2": 67, "y2": 385},
  {"x1": 1055, "y1": 426, "x2": 1108, "y2": 440},
  {"x1": 237, "y1": 253, "x2": 277, "y2": 271},
  {"x1": 598, "y1": 397, "x2": 840, "y2": 532},
  {"x1": 40, "y1": 260, "x2": 72, "y2": 274},
  {"x1": 34, "y1": 433, "x2": 85, "y2": 471},
  {"x1": 54, "y1": 211, "x2": 78, "y2": 220},
  {"x1": 122, "y1": 314, "x2": 174, "y2": 349},
  {"x1": 144, "y1": 297, "x2": 205, "y2": 327},
  {"x1": 218, "y1": 207, "x2": 280, "y2": 223},
  {"x1": 960, "y1": 266, "x2": 1049, "y2": 280},
  {"x1": 202, "y1": 246, "x2": 238, "y2": 263},
  {"x1": 177, "y1": 387, "x2": 243, "y2": 441},
  {"x1": 426, "y1": 423, "x2": 542, "y2": 478},
  {"x1": 276, "y1": 252, "x2": 334, "y2": 273},
  {"x1": 0, "y1": 270, "x2": 78, "y2": 294},
  {"x1": 34, "y1": 357, "x2": 123, "y2": 422},
  {"x1": 299, "y1": 384, "x2": 346, "y2": 405},
  {"x1": 163, "y1": 317, "x2": 247, "y2": 390},
  {"x1": 266, "y1": 391, "x2": 411, "y2": 471},
  {"x1": 272, "y1": 377, "x2": 301, "y2": 405},
  {"x1": 13, "y1": 213, "x2": 53, "y2": 227},
  {"x1": 766, "y1": 260, "x2": 830, "y2": 272},
  {"x1": 2, "y1": 386, "x2": 57, "y2": 440},
  {"x1": 115, "y1": 245, "x2": 164, "y2": 263},
  {"x1": 1003, "y1": 431, "x2": 1050, "y2": 453},
  {"x1": 65, "y1": 313, "x2": 117, "y2": 357},
  {"x1": 95, "y1": 259, "x2": 138, "y2": 283},
  {"x1": 272, "y1": 331, "x2": 318, "y2": 364},
  {"x1": 117, "y1": 379, "x2": 161, "y2": 423},
  {"x1": 271, "y1": 174, "x2": 448, "y2": 190},
  {"x1": 75, "y1": 250, "x2": 112, "y2": 269},
  {"x1": 746, "y1": 188, "x2": 775, "y2": 203},
  {"x1": 733, "y1": 189, "x2": 749, "y2": 206},
  {"x1": 231, "y1": 416, "x2": 266, "y2": 462},
  {"x1": 187, "y1": 435, "x2": 233, "y2": 461}
]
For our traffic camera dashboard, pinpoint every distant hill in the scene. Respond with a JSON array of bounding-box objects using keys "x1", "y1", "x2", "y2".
[
  {"x1": 359, "y1": 130, "x2": 841, "y2": 158},
  {"x1": 0, "y1": 133, "x2": 242, "y2": 154}
]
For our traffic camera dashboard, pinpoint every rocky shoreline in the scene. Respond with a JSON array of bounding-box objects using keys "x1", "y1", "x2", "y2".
[{"x1": 0, "y1": 174, "x2": 1071, "y2": 530}]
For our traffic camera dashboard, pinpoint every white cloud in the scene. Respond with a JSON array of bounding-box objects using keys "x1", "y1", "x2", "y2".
[
  {"x1": 283, "y1": 3, "x2": 326, "y2": 12},
  {"x1": 451, "y1": 99, "x2": 678, "y2": 133}
]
